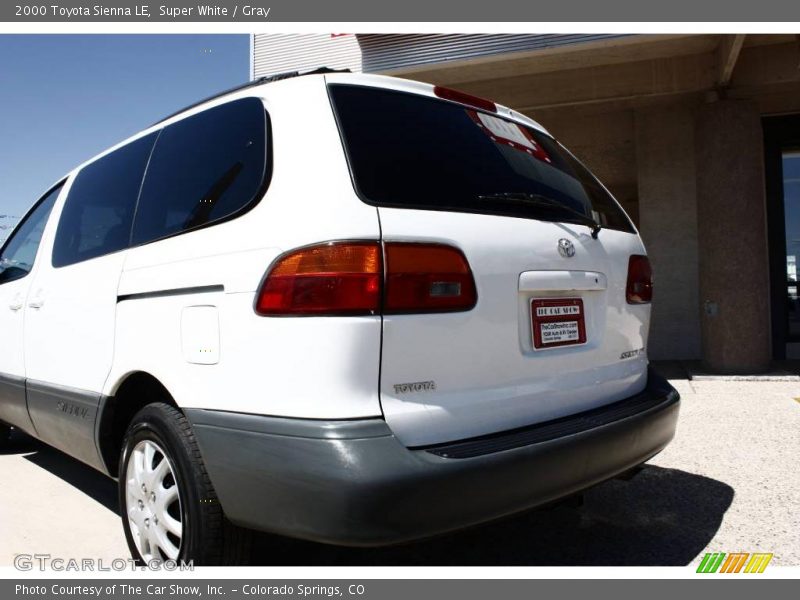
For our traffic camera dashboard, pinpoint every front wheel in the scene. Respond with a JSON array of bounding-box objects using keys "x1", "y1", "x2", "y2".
[{"x1": 118, "y1": 403, "x2": 251, "y2": 565}]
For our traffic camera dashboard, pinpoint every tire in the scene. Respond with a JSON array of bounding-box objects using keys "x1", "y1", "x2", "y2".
[{"x1": 118, "y1": 402, "x2": 251, "y2": 565}]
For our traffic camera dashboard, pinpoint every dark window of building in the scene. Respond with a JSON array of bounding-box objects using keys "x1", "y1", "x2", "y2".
[
  {"x1": 52, "y1": 133, "x2": 157, "y2": 268},
  {"x1": 330, "y1": 85, "x2": 634, "y2": 233},
  {"x1": 131, "y1": 98, "x2": 269, "y2": 246},
  {"x1": 781, "y1": 150, "x2": 800, "y2": 340},
  {"x1": 0, "y1": 183, "x2": 62, "y2": 284}
]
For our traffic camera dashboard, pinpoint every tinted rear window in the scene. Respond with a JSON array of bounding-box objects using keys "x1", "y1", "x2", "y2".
[
  {"x1": 131, "y1": 97, "x2": 268, "y2": 246},
  {"x1": 330, "y1": 85, "x2": 634, "y2": 233},
  {"x1": 53, "y1": 133, "x2": 157, "y2": 268}
]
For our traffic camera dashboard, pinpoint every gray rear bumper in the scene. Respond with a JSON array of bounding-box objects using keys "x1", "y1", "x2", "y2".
[{"x1": 186, "y1": 368, "x2": 679, "y2": 546}]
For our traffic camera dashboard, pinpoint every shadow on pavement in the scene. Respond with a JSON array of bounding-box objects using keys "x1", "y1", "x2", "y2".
[
  {"x1": 649, "y1": 361, "x2": 690, "y2": 381},
  {"x1": 0, "y1": 428, "x2": 38, "y2": 455},
  {"x1": 5, "y1": 429, "x2": 119, "y2": 514},
  {"x1": 251, "y1": 466, "x2": 734, "y2": 566},
  {"x1": 6, "y1": 427, "x2": 734, "y2": 566}
]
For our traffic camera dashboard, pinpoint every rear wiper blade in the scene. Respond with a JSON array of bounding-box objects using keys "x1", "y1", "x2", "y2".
[{"x1": 478, "y1": 192, "x2": 602, "y2": 239}]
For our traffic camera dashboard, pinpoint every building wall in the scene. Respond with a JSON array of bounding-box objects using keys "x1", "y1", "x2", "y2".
[
  {"x1": 695, "y1": 100, "x2": 771, "y2": 371},
  {"x1": 540, "y1": 109, "x2": 639, "y2": 225},
  {"x1": 635, "y1": 107, "x2": 702, "y2": 360},
  {"x1": 252, "y1": 34, "x2": 625, "y2": 78},
  {"x1": 252, "y1": 34, "x2": 364, "y2": 77},
  {"x1": 356, "y1": 34, "x2": 624, "y2": 73}
]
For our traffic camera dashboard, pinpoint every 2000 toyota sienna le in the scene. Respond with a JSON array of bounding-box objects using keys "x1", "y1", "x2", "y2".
[{"x1": 0, "y1": 69, "x2": 680, "y2": 565}]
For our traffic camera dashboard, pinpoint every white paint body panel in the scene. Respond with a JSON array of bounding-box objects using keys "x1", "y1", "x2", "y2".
[
  {"x1": 25, "y1": 250, "x2": 127, "y2": 392},
  {"x1": 378, "y1": 209, "x2": 649, "y2": 446},
  {"x1": 0, "y1": 278, "x2": 32, "y2": 380},
  {"x1": 0, "y1": 184, "x2": 65, "y2": 381},
  {"x1": 22, "y1": 175, "x2": 128, "y2": 394},
  {"x1": 181, "y1": 306, "x2": 220, "y2": 365},
  {"x1": 518, "y1": 270, "x2": 607, "y2": 292},
  {"x1": 106, "y1": 76, "x2": 383, "y2": 419}
]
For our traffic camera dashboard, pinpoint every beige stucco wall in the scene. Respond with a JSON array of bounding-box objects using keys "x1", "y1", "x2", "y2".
[
  {"x1": 541, "y1": 110, "x2": 639, "y2": 224},
  {"x1": 695, "y1": 100, "x2": 771, "y2": 372},
  {"x1": 635, "y1": 107, "x2": 702, "y2": 361}
]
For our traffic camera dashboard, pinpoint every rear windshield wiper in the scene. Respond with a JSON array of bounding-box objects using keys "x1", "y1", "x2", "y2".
[{"x1": 478, "y1": 192, "x2": 602, "y2": 239}]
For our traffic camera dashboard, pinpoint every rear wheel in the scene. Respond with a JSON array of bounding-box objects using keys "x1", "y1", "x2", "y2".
[{"x1": 118, "y1": 403, "x2": 251, "y2": 565}]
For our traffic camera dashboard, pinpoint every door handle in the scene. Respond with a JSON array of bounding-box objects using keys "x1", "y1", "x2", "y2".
[
  {"x1": 8, "y1": 294, "x2": 23, "y2": 311},
  {"x1": 28, "y1": 290, "x2": 45, "y2": 309}
]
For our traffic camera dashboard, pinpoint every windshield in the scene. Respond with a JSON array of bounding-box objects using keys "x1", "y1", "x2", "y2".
[{"x1": 329, "y1": 84, "x2": 634, "y2": 234}]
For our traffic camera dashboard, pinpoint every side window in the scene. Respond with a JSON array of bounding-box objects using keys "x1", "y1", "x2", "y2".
[
  {"x1": 52, "y1": 133, "x2": 157, "y2": 268},
  {"x1": 0, "y1": 183, "x2": 62, "y2": 285},
  {"x1": 131, "y1": 98, "x2": 268, "y2": 246}
]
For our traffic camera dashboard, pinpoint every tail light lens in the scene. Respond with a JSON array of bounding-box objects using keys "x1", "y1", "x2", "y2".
[
  {"x1": 255, "y1": 242, "x2": 381, "y2": 315},
  {"x1": 256, "y1": 241, "x2": 477, "y2": 315},
  {"x1": 626, "y1": 255, "x2": 653, "y2": 304},
  {"x1": 384, "y1": 243, "x2": 477, "y2": 313}
]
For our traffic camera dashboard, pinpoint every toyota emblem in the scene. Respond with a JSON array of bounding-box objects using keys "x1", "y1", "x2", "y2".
[{"x1": 558, "y1": 238, "x2": 575, "y2": 258}]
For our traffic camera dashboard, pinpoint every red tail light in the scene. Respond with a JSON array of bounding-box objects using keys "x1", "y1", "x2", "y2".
[
  {"x1": 626, "y1": 255, "x2": 653, "y2": 304},
  {"x1": 255, "y1": 241, "x2": 477, "y2": 315},
  {"x1": 255, "y1": 242, "x2": 381, "y2": 315},
  {"x1": 433, "y1": 86, "x2": 497, "y2": 113},
  {"x1": 384, "y1": 243, "x2": 477, "y2": 313}
]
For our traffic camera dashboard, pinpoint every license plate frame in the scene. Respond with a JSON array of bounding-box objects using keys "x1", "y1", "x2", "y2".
[{"x1": 531, "y1": 297, "x2": 587, "y2": 350}]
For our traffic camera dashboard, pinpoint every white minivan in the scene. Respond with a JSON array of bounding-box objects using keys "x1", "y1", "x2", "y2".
[{"x1": 0, "y1": 69, "x2": 679, "y2": 565}]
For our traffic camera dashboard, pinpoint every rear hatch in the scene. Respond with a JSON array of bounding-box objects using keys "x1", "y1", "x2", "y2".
[{"x1": 329, "y1": 79, "x2": 651, "y2": 447}]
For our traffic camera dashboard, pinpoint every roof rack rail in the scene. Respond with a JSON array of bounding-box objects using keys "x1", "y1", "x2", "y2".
[{"x1": 152, "y1": 67, "x2": 351, "y2": 126}]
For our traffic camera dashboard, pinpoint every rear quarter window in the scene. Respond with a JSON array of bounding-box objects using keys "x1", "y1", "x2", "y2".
[
  {"x1": 329, "y1": 85, "x2": 634, "y2": 234},
  {"x1": 52, "y1": 133, "x2": 157, "y2": 268},
  {"x1": 131, "y1": 97, "x2": 269, "y2": 246}
]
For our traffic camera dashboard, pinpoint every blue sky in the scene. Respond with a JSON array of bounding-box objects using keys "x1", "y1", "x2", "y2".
[{"x1": 0, "y1": 34, "x2": 249, "y2": 226}]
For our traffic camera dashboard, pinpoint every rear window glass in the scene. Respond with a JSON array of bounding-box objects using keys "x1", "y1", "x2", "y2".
[
  {"x1": 53, "y1": 133, "x2": 157, "y2": 268},
  {"x1": 329, "y1": 85, "x2": 634, "y2": 233},
  {"x1": 131, "y1": 97, "x2": 268, "y2": 246}
]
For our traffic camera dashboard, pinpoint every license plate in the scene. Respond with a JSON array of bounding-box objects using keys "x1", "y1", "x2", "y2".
[{"x1": 531, "y1": 298, "x2": 587, "y2": 349}]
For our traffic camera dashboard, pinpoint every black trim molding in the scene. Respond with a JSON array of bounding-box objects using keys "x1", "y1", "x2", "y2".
[{"x1": 117, "y1": 284, "x2": 224, "y2": 303}]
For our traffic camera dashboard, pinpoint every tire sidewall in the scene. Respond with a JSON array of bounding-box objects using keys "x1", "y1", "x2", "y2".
[{"x1": 118, "y1": 405, "x2": 201, "y2": 566}]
